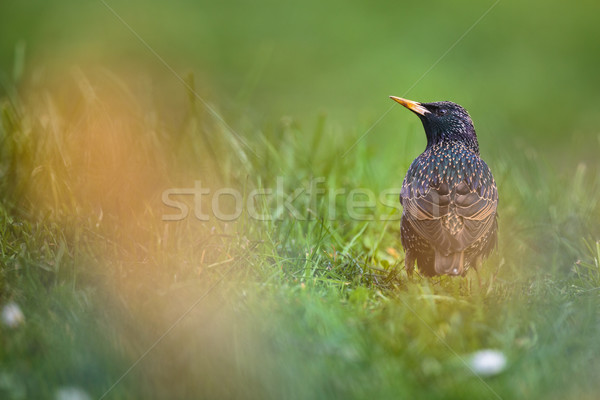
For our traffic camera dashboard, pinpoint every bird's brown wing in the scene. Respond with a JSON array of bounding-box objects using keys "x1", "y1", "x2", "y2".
[{"x1": 401, "y1": 177, "x2": 498, "y2": 255}]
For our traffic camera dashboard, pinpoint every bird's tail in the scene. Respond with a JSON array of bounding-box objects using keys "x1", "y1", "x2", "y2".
[{"x1": 434, "y1": 251, "x2": 465, "y2": 276}]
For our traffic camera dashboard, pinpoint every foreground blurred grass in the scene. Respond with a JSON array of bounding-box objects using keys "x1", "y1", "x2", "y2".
[{"x1": 0, "y1": 1, "x2": 600, "y2": 399}]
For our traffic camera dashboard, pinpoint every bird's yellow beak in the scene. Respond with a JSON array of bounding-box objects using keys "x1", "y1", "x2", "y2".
[{"x1": 390, "y1": 96, "x2": 430, "y2": 116}]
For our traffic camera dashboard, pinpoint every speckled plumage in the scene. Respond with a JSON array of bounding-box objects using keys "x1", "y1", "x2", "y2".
[{"x1": 391, "y1": 98, "x2": 498, "y2": 276}]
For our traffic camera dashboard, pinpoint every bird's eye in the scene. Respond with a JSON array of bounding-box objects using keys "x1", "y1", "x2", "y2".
[{"x1": 438, "y1": 109, "x2": 447, "y2": 116}]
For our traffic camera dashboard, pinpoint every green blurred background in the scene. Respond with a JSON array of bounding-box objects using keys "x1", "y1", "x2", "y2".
[{"x1": 1, "y1": 0, "x2": 599, "y2": 158}]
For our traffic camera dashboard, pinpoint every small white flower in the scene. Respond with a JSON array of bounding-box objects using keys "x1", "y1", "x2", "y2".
[
  {"x1": 55, "y1": 387, "x2": 92, "y2": 400},
  {"x1": 469, "y1": 349, "x2": 507, "y2": 376},
  {"x1": 1, "y1": 302, "x2": 25, "y2": 328}
]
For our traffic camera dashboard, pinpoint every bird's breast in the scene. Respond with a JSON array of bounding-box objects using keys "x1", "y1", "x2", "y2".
[{"x1": 403, "y1": 143, "x2": 492, "y2": 198}]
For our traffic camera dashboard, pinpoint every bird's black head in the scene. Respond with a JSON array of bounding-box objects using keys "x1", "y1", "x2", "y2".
[{"x1": 390, "y1": 97, "x2": 479, "y2": 153}]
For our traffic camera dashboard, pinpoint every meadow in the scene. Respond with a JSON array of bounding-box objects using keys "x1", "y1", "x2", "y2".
[{"x1": 0, "y1": 1, "x2": 599, "y2": 399}]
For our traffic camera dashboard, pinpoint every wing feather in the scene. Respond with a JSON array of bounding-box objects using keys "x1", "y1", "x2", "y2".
[{"x1": 401, "y1": 158, "x2": 498, "y2": 255}]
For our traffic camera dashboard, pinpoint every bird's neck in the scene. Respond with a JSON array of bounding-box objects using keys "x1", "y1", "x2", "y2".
[{"x1": 425, "y1": 128, "x2": 480, "y2": 155}]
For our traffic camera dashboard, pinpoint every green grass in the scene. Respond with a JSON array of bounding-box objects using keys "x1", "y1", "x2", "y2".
[
  {"x1": 1, "y1": 1, "x2": 600, "y2": 399},
  {"x1": 0, "y1": 73, "x2": 598, "y2": 399}
]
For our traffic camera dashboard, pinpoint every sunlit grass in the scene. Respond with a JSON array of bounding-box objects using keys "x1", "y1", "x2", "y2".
[{"x1": 0, "y1": 66, "x2": 598, "y2": 400}]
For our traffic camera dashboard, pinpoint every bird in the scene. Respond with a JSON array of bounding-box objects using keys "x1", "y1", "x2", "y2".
[{"x1": 390, "y1": 96, "x2": 498, "y2": 277}]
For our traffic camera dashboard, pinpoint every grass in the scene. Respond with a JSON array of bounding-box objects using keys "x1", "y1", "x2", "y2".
[
  {"x1": 0, "y1": 72, "x2": 598, "y2": 400},
  {"x1": 1, "y1": 1, "x2": 600, "y2": 399}
]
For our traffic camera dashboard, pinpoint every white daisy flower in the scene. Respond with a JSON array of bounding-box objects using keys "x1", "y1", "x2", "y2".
[
  {"x1": 1, "y1": 302, "x2": 25, "y2": 328},
  {"x1": 469, "y1": 349, "x2": 507, "y2": 376},
  {"x1": 55, "y1": 387, "x2": 92, "y2": 400}
]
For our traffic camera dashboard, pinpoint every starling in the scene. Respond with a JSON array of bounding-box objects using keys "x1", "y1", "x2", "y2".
[{"x1": 390, "y1": 96, "x2": 498, "y2": 277}]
